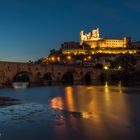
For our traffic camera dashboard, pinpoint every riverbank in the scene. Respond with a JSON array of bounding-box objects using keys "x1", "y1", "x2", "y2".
[{"x1": 1, "y1": 79, "x2": 140, "y2": 89}]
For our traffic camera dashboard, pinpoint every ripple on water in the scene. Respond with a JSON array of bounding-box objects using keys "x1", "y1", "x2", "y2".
[{"x1": 0, "y1": 102, "x2": 95, "y2": 127}]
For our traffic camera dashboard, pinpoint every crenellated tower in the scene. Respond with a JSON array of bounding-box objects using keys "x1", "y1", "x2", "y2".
[{"x1": 80, "y1": 28, "x2": 101, "y2": 45}]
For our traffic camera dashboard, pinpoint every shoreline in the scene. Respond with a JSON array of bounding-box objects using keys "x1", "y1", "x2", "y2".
[{"x1": 0, "y1": 80, "x2": 140, "y2": 89}]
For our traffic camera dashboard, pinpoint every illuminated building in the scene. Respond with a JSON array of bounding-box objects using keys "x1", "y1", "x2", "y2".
[
  {"x1": 61, "y1": 28, "x2": 137, "y2": 55},
  {"x1": 80, "y1": 28, "x2": 131, "y2": 48}
]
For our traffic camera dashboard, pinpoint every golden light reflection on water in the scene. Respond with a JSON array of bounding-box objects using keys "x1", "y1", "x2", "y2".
[
  {"x1": 65, "y1": 86, "x2": 75, "y2": 111},
  {"x1": 50, "y1": 82, "x2": 128, "y2": 120},
  {"x1": 50, "y1": 97, "x2": 64, "y2": 110},
  {"x1": 51, "y1": 84, "x2": 134, "y2": 139}
]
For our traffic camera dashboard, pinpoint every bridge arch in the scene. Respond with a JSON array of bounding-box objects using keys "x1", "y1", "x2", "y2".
[
  {"x1": 84, "y1": 71, "x2": 94, "y2": 84},
  {"x1": 61, "y1": 72, "x2": 73, "y2": 85},
  {"x1": 61, "y1": 71, "x2": 79, "y2": 85},
  {"x1": 100, "y1": 73, "x2": 106, "y2": 82},
  {"x1": 12, "y1": 71, "x2": 31, "y2": 83},
  {"x1": 42, "y1": 72, "x2": 55, "y2": 85}
]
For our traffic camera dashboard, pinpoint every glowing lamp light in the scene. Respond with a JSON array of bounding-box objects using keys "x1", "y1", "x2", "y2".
[
  {"x1": 118, "y1": 66, "x2": 121, "y2": 70},
  {"x1": 88, "y1": 56, "x2": 91, "y2": 60},
  {"x1": 84, "y1": 58, "x2": 87, "y2": 61},
  {"x1": 57, "y1": 57, "x2": 60, "y2": 61},
  {"x1": 104, "y1": 66, "x2": 108, "y2": 70},
  {"x1": 67, "y1": 56, "x2": 71, "y2": 60},
  {"x1": 51, "y1": 57, "x2": 55, "y2": 61}
]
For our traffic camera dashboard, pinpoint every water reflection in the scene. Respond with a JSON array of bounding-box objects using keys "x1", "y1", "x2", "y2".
[
  {"x1": 0, "y1": 84, "x2": 140, "y2": 140},
  {"x1": 50, "y1": 83, "x2": 127, "y2": 117},
  {"x1": 50, "y1": 97, "x2": 64, "y2": 110},
  {"x1": 50, "y1": 83, "x2": 136, "y2": 139}
]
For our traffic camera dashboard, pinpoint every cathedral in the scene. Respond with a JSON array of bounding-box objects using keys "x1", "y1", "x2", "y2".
[
  {"x1": 61, "y1": 28, "x2": 137, "y2": 55},
  {"x1": 80, "y1": 28, "x2": 131, "y2": 48}
]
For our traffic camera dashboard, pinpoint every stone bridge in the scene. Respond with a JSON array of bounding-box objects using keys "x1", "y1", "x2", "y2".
[{"x1": 0, "y1": 61, "x2": 105, "y2": 86}]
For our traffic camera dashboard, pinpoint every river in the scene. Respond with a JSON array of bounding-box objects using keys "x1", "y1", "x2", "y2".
[{"x1": 0, "y1": 82, "x2": 140, "y2": 140}]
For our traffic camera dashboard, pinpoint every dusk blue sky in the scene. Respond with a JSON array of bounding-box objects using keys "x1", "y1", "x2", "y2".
[{"x1": 0, "y1": 0, "x2": 140, "y2": 62}]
